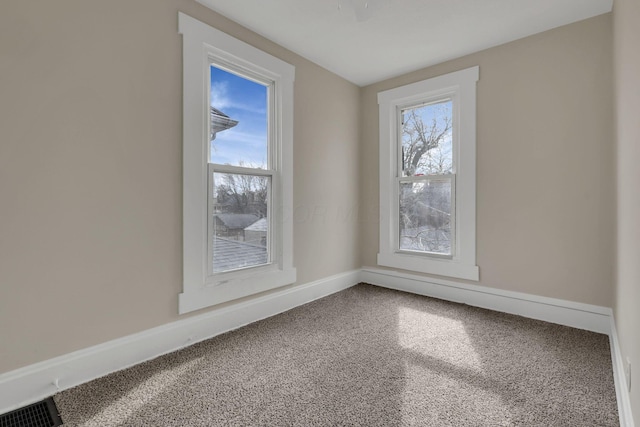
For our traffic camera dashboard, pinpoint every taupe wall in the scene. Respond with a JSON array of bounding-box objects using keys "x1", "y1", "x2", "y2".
[
  {"x1": 0, "y1": 0, "x2": 360, "y2": 373},
  {"x1": 613, "y1": 0, "x2": 640, "y2": 421},
  {"x1": 360, "y1": 14, "x2": 614, "y2": 306}
]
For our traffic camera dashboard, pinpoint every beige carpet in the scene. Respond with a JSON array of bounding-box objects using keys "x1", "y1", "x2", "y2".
[{"x1": 55, "y1": 284, "x2": 619, "y2": 426}]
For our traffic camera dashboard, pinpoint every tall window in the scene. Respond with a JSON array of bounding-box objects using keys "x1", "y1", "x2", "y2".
[
  {"x1": 399, "y1": 99, "x2": 454, "y2": 256},
  {"x1": 378, "y1": 67, "x2": 479, "y2": 281},
  {"x1": 208, "y1": 65, "x2": 270, "y2": 274},
  {"x1": 179, "y1": 13, "x2": 296, "y2": 314}
]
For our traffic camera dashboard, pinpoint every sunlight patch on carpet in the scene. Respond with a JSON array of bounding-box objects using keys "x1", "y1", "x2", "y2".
[
  {"x1": 397, "y1": 306, "x2": 483, "y2": 372},
  {"x1": 84, "y1": 357, "x2": 202, "y2": 426}
]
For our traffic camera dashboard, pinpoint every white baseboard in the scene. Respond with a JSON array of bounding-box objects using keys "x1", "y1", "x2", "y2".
[
  {"x1": 1, "y1": 267, "x2": 632, "y2": 427},
  {"x1": 609, "y1": 318, "x2": 636, "y2": 427},
  {"x1": 361, "y1": 267, "x2": 612, "y2": 334},
  {"x1": 0, "y1": 270, "x2": 359, "y2": 415}
]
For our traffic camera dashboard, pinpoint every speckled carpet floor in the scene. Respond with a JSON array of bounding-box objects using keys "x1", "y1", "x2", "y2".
[{"x1": 55, "y1": 284, "x2": 619, "y2": 426}]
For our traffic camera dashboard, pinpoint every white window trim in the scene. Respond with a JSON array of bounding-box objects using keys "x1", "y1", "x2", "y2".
[
  {"x1": 377, "y1": 66, "x2": 479, "y2": 281},
  {"x1": 179, "y1": 13, "x2": 296, "y2": 314}
]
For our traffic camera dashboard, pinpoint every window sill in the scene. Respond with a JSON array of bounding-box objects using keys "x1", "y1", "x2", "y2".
[
  {"x1": 377, "y1": 251, "x2": 479, "y2": 281},
  {"x1": 179, "y1": 267, "x2": 297, "y2": 314}
]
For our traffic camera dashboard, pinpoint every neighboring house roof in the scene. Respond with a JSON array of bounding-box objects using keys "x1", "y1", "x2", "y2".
[
  {"x1": 245, "y1": 217, "x2": 268, "y2": 232},
  {"x1": 210, "y1": 107, "x2": 238, "y2": 141},
  {"x1": 215, "y1": 213, "x2": 259, "y2": 229},
  {"x1": 213, "y1": 237, "x2": 267, "y2": 272}
]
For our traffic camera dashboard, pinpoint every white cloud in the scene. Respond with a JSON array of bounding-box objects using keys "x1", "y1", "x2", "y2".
[
  {"x1": 210, "y1": 84, "x2": 266, "y2": 115},
  {"x1": 215, "y1": 128, "x2": 266, "y2": 147},
  {"x1": 210, "y1": 81, "x2": 231, "y2": 110}
]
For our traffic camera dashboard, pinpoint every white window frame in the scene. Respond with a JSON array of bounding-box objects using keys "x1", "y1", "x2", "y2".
[
  {"x1": 377, "y1": 66, "x2": 479, "y2": 281},
  {"x1": 179, "y1": 13, "x2": 296, "y2": 314}
]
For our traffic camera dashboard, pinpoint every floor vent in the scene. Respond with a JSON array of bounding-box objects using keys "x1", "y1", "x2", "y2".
[{"x1": 0, "y1": 398, "x2": 62, "y2": 427}]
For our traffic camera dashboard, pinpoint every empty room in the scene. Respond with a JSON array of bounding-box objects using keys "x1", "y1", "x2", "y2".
[{"x1": 0, "y1": 0, "x2": 638, "y2": 426}]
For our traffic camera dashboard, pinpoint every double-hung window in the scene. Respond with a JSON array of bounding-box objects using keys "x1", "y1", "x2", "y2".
[
  {"x1": 179, "y1": 13, "x2": 296, "y2": 314},
  {"x1": 378, "y1": 67, "x2": 479, "y2": 281}
]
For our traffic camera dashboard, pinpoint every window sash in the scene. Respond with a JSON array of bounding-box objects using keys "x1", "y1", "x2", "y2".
[
  {"x1": 207, "y1": 163, "x2": 275, "y2": 277},
  {"x1": 396, "y1": 174, "x2": 456, "y2": 258},
  {"x1": 208, "y1": 61, "x2": 275, "y2": 169},
  {"x1": 210, "y1": 163, "x2": 274, "y2": 176},
  {"x1": 396, "y1": 97, "x2": 456, "y2": 179}
]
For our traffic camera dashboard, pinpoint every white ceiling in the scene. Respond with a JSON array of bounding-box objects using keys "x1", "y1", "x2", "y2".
[{"x1": 196, "y1": 0, "x2": 613, "y2": 87}]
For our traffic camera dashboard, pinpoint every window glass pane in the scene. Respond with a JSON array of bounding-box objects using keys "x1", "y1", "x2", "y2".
[
  {"x1": 399, "y1": 179, "x2": 452, "y2": 255},
  {"x1": 212, "y1": 172, "x2": 269, "y2": 272},
  {"x1": 209, "y1": 65, "x2": 268, "y2": 167},
  {"x1": 401, "y1": 100, "x2": 452, "y2": 177}
]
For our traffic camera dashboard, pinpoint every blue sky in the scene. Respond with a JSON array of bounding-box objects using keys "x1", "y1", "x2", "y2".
[{"x1": 209, "y1": 65, "x2": 268, "y2": 167}]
